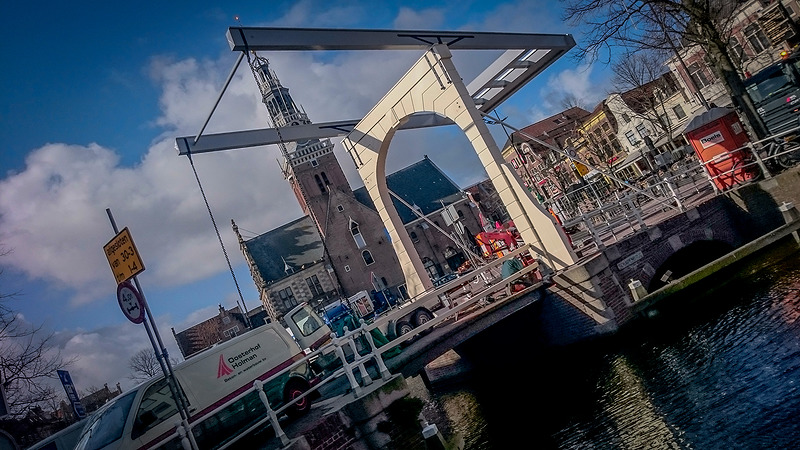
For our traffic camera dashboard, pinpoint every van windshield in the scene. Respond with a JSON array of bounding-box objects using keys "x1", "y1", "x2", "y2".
[
  {"x1": 74, "y1": 390, "x2": 137, "y2": 450},
  {"x1": 291, "y1": 305, "x2": 322, "y2": 336}
]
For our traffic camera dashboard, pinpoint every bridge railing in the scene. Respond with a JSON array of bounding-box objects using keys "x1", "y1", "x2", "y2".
[
  {"x1": 152, "y1": 248, "x2": 546, "y2": 450},
  {"x1": 543, "y1": 123, "x2": 800, "y2": 257}
]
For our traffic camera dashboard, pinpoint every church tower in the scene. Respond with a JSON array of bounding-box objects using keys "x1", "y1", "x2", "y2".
[{"x1": 248, "y1": 55, "x2": 407, "y2": 298}]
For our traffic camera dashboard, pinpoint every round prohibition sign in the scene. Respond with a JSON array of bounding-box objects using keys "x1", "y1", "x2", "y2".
[{"x1": 117, "y1": 281, "x2": 145, "y2": 324}]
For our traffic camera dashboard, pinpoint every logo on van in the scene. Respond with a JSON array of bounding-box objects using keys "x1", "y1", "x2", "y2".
[{"x1": 217, "y1": 355, "x2": 233, "y2": 378}]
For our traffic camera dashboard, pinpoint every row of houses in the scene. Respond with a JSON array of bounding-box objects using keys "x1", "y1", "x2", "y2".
[{"x1": 504, "y1": 0, "x2": 800, "y2": 200}]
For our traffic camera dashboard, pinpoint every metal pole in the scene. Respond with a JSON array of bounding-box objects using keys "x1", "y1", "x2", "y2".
[
  {"x1": 106, "y1": 208, "x2": 197, "y2": 450},
  {"x1": 194, "y1": 52, "x2": 245, "y2": 145}
]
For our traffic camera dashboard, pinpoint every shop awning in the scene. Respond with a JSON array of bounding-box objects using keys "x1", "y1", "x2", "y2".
[{"x1": 614, "y1": 151, "x2": 643, "y2": 170}]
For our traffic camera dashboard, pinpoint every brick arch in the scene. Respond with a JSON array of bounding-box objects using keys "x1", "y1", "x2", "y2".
[
  {"x1": 646, "y1": 239, "x2": 735, "y2": 292},
  {"x1": 341, "y1": 44, "x2": 576, "y2": 296}
]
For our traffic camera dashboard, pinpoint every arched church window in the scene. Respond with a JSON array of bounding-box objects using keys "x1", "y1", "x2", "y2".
[
  {"x1": 314, "y1": 175, "x2": 325, "y2": 194},
  {"x1": 362, "y1": 250, "x2": 374, "y2": 266},
  {"x1": 321, "y1": 171, "x2": 330, "y2": 185},
  {"x1": 350, "y1": 219, "x2": 366, "y2": 249}
]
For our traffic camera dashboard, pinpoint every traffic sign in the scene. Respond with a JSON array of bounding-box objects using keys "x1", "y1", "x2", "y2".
[
  {"x1": 117, "y1": 281, "x2": 145, "y2": 324},
  {"x1": 56, "y1": 370, "x2": 86, "y2": 419},
  {"x1": 104, "y1": 227, "x2": 145, "y2": 284}
]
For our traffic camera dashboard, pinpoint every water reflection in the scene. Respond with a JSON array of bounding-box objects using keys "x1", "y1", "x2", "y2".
[{"x1": 410, "y1": 244, "x2": 800, "y2": 449}]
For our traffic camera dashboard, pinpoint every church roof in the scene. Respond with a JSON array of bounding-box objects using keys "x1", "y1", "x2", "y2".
[
  {"x1": 243, "y1": 215, "x2": 324, "y2": 284},
  {"x1": 352, "y1": 156, "x2": 463, "y2": 224}
]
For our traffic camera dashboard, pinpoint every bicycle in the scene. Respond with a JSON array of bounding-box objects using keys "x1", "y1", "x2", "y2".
[{"x1": 761, "y1": 136, "x2": 800, "y2": 171}]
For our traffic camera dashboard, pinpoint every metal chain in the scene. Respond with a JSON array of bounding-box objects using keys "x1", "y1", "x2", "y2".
[{"x1": 185, "y1": 150, "x2": 251, "y2": 327}]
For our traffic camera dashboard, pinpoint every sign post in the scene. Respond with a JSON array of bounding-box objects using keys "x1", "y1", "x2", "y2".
[
  {"x1": 104, "y1": 208, "x2": 197, "y2": 450},
  {"x1": 56, "y1": 370, "x2": 86, "y2": 420}
]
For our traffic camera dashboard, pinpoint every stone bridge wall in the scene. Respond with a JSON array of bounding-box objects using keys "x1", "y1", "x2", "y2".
[{"x1": 536, "y1": 165, "x2": 800, "y2": 343}]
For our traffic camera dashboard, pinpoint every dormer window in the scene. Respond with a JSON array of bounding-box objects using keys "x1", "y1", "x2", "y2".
[{"x1": 350, "y1": 219, "x2": 366, "y2": 249}]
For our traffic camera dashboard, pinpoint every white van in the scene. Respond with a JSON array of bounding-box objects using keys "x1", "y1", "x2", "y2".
[{"x1": 73, "y1": 323, "x2": 314, "y2": 450}]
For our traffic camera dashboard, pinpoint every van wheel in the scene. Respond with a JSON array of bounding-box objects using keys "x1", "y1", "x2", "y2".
[
  {"x1": 412, "y1": 309, "x2": 433, "y2": 327},
  {"x1": 284, "y1": 380, "x2": 311, "y2": 418},
  {"x1": 396, "y1": 320, "x2": 414, "y2": 336}
]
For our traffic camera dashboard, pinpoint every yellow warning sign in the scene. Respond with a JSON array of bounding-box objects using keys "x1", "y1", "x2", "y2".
[{"x1": 103, "y1": 227, "x2": 145, "y2": 284}]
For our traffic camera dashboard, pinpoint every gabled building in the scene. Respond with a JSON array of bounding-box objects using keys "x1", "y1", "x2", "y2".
[
  {"x1": 565, "y1": 100, "x2": 625, "y2": 178},
  {"x1": 667, "y1": 0, "x2": 800, "y2": 117},
  {"x1": 171, "y1": 304, "x2": 268, "y2": 358},
  {"x1": 501, "y1": 107, "x2": 591, "y2": 199},
  {"x1": 234, "y1": 216, "x2": 339, "y2": 322},
  {"x1": 354, "y1": 156, "x2": 484, "y2": 280},
  {"x1": 606, "y1": 71, "x2": 697, "y2": 177}
]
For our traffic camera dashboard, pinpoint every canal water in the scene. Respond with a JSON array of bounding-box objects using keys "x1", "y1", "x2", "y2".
[{"x1": 408, "y1": 242, "x2": 800, "y2": 449}]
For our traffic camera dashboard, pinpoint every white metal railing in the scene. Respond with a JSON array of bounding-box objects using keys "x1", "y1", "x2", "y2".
[
  {"x1": 157, "y1": 249, "x2": 544, "y2": 450},
  {"x1": 545, "y1": 124, "x2": 800, "y2": 257}
]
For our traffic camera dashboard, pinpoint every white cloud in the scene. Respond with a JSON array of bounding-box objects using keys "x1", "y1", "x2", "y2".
[
  {"x1": 393, "y1": 7, "x2": 446, "y2": 29},
  {"x1": 524, "y1": 63, "x2": 609, "y2": 122},
  {"x1": 52, "y1": 313, "x2": 189, "y2": 393}
]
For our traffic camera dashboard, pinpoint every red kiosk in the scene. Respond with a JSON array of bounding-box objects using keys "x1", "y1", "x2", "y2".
[{"x1": 683, "y1": 107, "x2": 757, "y2": 190}]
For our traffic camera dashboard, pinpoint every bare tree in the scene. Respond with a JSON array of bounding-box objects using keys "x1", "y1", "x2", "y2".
[
  {"x1": 560, "y1": 92, "x2": 587, "y2": 110},
  {"x1": 1, "y1": 246, "x2": 72, "y2": 418},
  {"x1": 612, "y1": 51, "x2": 682, "y2": 142},
  {"x1": 561, "y1": 0, "x2": 769, "y2": 138},
  {"x1": 128, "y1": 348, "x2": 178, "y2": 382}
]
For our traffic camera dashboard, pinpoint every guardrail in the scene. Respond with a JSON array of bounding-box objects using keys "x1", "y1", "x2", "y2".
[
  {"x1": 159, "y1": 248, "x2": 545, "y2": 450},
  {"x1": 543, "y1": 124, "x2": 800, "y2": 258}
]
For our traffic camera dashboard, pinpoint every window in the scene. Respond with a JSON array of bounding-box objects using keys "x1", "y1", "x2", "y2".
[
  {"x1": 457, "y1": 209, "x2": 464, "y2": 218},
  {"x1": 306, "y1": 275, "x2": 324, "y2": 297},
  {"x1": 350, "y1": 220, "x2": 366, "y2": 248},
  {"x1": 291, "y1": 306, "x2": 322, "y2": 337},
  {"x1": 672, "y1": 104, "x2": 687, "y2": 120},
  {"x1": 79, "y1": 391, "x2": 137, "y2": 449},
  {"x1": 635, "y1": 123, "x2": 649, "y2": 139},
  {"x1": 362, "y1": 250, "x2": 375, "y2": 265},
  {"x1": 222, "y1": 315, "x2": 231, "y2": 324},
  {"x1": 277, "y1": 287, "x2": 297, "y2": 310},
  {"x1": 321, "y1": 171, "x2": 330, "y2": 185},
  {"x1": 310, "y1": 159, "x2": 319, "y2": 167},
  {"x1": 314, "y1": 175, "x2": 325, "y2": 194},
  {"x1": 625, "y1": 131, "x2": 637, "y2": 146},
  {"x1": 688, "y1": 62, "x2": 711, "y2": 89},
  {"x1": 409, "y1": 231, "x2": 419, "y2": 242},
  {"x1": 729, "y1": 37, "x2": 747, "y2": 64},
  {"x1": 422, "y1": 257, "x2": 439, "y2": 280},
  {"x1": 744, "y1": 23, "x2": 770, "y2": 55},
  {"x1": 621, "y1": 113, "x2": 631, "y2": 123},
  {"x1": 344, "y1": 265, "x2": 351, "y2": 272},
  {"x1": 336, "y1": 204, "x2": 344, "y2": 212},
  {"x1": 223, "y1": 326, "x2": 240, "y2": 338},
  {"x1": 659, "y1": 114, "x2": 670, "y2": 127},
  {"x1": 132, "y1": 379, "x2": 183, "y2": 439}
]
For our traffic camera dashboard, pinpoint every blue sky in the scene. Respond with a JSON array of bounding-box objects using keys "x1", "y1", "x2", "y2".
[{"x1": 0, "y1": 0, "x2": 611, "y2": 392}]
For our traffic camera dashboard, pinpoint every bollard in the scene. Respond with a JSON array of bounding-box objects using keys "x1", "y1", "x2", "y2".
[
  {"x1": 421, "y1": 421, "x2": 446, "y2": 450},
  {"x1": 629, "y1": 279, "x2": 648, "y2": 301},
  {"x1": 779, "y1": 202, "x2": 800, "y2": 243}
]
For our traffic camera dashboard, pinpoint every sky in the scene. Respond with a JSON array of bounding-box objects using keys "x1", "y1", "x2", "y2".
[{"x1": 0, "y1": 0, "x2": 612, "y2": 396}]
